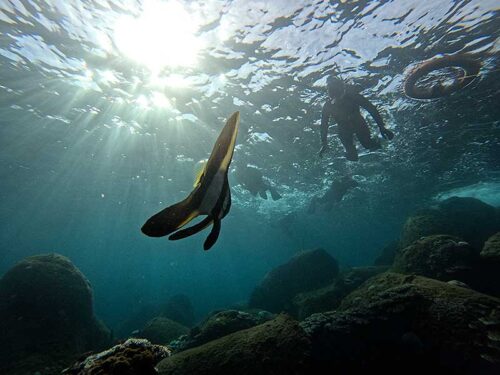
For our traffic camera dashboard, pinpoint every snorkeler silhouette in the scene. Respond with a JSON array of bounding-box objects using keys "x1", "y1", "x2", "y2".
[
  {"x1": 307, "y1": 176, "x2": 358, "y2": 214},
  {"x1": 235, "y1": 164, "x2": 281, "y2": 200},
  {"x1": 319, "y1": 76, "x2": 394, "y2": 161}
]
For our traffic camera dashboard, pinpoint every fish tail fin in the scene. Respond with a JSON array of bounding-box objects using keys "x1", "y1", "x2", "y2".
[
  {"x1": 204, "y1": 219, "x2": 221, "y2": 251},
  {"x1": 141, "y1": 197, "x2": 199, "y2": 237},
  {"x1": 169, "y1": 216, "x2": 213, "y2": 241}
]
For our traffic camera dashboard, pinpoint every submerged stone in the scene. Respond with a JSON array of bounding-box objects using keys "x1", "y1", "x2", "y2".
[
  {"x1": 0, "y1": 253, "x2": 112, "y2": 374},
  {"x1": 157, "y1": 314, "x2": 311, "y2": 375},
  {"x1": 135, "y1": 317, "x2": 189, "y2": 346},
  {"x1": 249, "y1": 248, "x2": 339, "y2": 314}
]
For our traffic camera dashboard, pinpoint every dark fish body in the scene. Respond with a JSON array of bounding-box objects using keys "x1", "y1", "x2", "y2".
[{"x1": 141, "y1": 112, "x2": 240, "y2": 250}]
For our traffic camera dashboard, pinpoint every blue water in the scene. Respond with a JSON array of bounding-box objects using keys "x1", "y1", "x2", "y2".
[{"x1": 0, "y1": 0, "x2": 498, "y2": 329}]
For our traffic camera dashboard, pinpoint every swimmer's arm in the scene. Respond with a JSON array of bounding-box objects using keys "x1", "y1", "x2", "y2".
[
  {"x1": 320, "y1": 102, "x2": 332, "y2": 146},
  {"x1": 355, "y1": 94, "x2": 386, "y2": 130}
]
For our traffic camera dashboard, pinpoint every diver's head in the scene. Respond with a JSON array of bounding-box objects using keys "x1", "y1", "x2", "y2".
[{"x1": 327, "y1": 76, "x2": 345, "y2": 98}]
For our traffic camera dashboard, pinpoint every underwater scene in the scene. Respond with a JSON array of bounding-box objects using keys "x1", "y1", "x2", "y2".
[{"x1": 0, "y1": 0, "x2": 499, "y2": 374}]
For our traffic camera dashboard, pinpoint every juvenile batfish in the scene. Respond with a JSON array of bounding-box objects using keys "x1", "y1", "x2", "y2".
[{"x1": 141, "y1": 112, "x2": 240, "y2": 250}]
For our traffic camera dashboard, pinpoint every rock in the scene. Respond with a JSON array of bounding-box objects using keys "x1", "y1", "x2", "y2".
[
  {"x1": 293, "y1": 266, "x2": 387, "y2": 320},
  {"x1": 249, "y1": 249, "x2": 339, "y2": 314},
  {"x1": 401, "y1": 197, "x2": 499, "y2": 250},
  {"x1": 302, "y1": 272, "x2": 500, "y2": 373},
  {"x1": 161, "y1": 294, "x2": 195, "y2": 327},
  {"x1": 172, "y1": 309, "x2": 273, "y2": 352},
  {"x1": 0, "y1": 254, "x2": 112, "y2": 374},
  {"x1": 116, "y1": 303, "x2": 160, "y2": 339},
  {"x1": 373, "y1": 241, "x2": 400, "y2": 266},
  {"x1": 392, "y1": 235, "x2": 478, "y2": 283},
  {"x1": 157, "y1": 314, "x2": 311, "y2": 375},
  {"x1": 481, "y1": 232, "x2": 500, "y2": 261},
  {"x1": 63, "y1": 338, "x2": 170, "y2": 375},
  {"x1": 473, "y1": 232, "x2": 500, "y2": 298},
  {"x1": 135, "y1": 317, "x2": 189, "y2": 346}
]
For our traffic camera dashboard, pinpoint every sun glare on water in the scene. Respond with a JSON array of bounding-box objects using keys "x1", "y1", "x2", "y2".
[{"x1": 113, "y1": 0, "x2": 203, "y2": 72}]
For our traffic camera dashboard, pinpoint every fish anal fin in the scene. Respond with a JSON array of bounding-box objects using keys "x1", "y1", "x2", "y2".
[
  {"x1": 169, "y1": 216, "x2": 213, "y2": 241},
  {"x1": 204, "y1": 218, "x2": 221, "y2": 251}
]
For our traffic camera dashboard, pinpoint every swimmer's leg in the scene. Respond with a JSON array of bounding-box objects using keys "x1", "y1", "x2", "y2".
[
  {"x1": 338, "y1": 126, "x2": 358, "y2": 161},
  {"x1": 356, "y1": 120, "x2": 380, "y2": 151}
]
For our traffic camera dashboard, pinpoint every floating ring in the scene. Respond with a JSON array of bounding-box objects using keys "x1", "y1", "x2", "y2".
[{"x1": 404, "y1": 55, "x2": 481, "y2": 99}]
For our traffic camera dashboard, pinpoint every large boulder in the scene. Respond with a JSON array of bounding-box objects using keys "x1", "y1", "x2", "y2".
[
  {"x1": 157, "y1": 314, "x2": 311, "y2": 375},
  {"x1": 302, "y1": 272, "x2": 500, "y2": 373},
  {"x1": 392, "y1": 235, "x2": 478, "y2": 283},
  {"x1": 172, "y1": 309, "x2": 273, "y2": 352},
  {"x1": 293, "y1": 266, "x2": 387, "y2": 320},
  {"x1": 135, "y1": 317, "x2": 189, "y2": 346},
  {"x1": 473, "y1": 232, "x2": 500, "y2": 297},
  {"x1": 63, "y1": 338, "x2": 170, "y2": 375},
  {"x1": 161, "y1": 294, "x2": 195, "y2": 327},
  {"x1": 249, "y1": 249, "x2": 339, "y2": 314},
  {"x1": 0, "y1": 254, "x2": 112, "y2": 374},
  {"x1": 401, "y1": 197, "x2": 499, "y2": 250},
  {"x1": 373, "y1": 241, "x2": 400, "y2": 266}
]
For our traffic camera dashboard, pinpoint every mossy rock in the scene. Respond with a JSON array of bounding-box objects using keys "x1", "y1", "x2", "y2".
[
  {"x1": 302, "y1": 272, "x2": 500, "y2": 373},
  {"x1": 161, "y1": 294, "x2": 195, "y2": 327},
  {"x1": 0, "y1": 254, "x2": 111, "y2": 373},
  {"x1": 293, "y1": 266, "x2": 387, "y2": 320},
  {"x1": 157, "y1": 314, "x2": 311, "y2": 375},
  {"x1": 136, "y1": 317, "x2": 189, "y2": 345},
  {"x1": 373, "y1": 241, "x2": 400, "y2": 266},
  {"x1": 481, "y1": 232, "x2": 500, "y2": 262},
  {"x1": 249, "y1": 248, "x2": 338, "y2": 314},
  {"x1": 392, "y1": 235, "x2": 478, "y2": 283}
]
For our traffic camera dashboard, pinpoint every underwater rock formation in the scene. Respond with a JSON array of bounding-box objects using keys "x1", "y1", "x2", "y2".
[
  {"x1": 135, "y1": 317, "x2": 189, "y2": 346},
  {"x1": 0, "y1": 253, "x2": 112, "y2": 374},
  {"x1": 392, "y1": 235, "x2": 478, "y2": 283},
  {"x1": 301, "y1": 272, "x2": 500, "y2": 373},
  {"x1": 157, "y1": 314, "x2": 311, "y2": 375},
  {"x1": 249, "y1": 248, "x2": 339, "y2": 314},
  {"x1": 373, "y1": 241, "x2": 400, "y2": 266},
  {"x1": 63, "y1": 338, "x2": 170, "y2": 375},
  {"x1": 293, "y1": 266, "x2": 387, "y2": 320},
  {"x1": 401, "y1": 197, "x2": 499, "y2": 249},
  {"x1": 171, "y1": 309, "x2": 273, "y2": 352},
  {"x1": 481, "y1": 232, "x2": 500, "y2": 261},
  {"x1": 473, "y1": 232, "x2": 500, "y2": 298},
  {"x1": 161, "y1": 294, "x2": 195, "y2": 327}
]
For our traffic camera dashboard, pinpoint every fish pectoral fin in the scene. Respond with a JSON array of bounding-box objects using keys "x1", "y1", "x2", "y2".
[
  {"x1": 203, "y1": 218, "x2": 221, "y2": 251},
  {"x1": 141, "y1": 196, "x2": 200, "y2": 238},
  {"x1": 168, "y1": 216, "x2": 214, "y2": 241}
]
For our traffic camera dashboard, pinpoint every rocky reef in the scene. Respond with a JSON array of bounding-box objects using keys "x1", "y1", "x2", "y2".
[
  {"x1": 171, "y1": 309, "x2": 274, "y2": 352},
  {"x1": 157, "y1": 314, "x2": 311, "y2": 375},
  {"x1": 401, "y1": 197, "x2": 498, "y2": 249},
  {"x1": 249, "y1": 248, "x2": 338, "y2": 314},
  {"x1": 63, "y1": 338, "x2": 170, "y2": 375},
  {"x1": 302, "y1": 272, "x2": 500, "y2": 373},
  {"x1": 0, "y1": 254, "x2": 112, "y2": 375},
  {"x1": 135, "y1": 317, "x2": 189, "y2": 346}
]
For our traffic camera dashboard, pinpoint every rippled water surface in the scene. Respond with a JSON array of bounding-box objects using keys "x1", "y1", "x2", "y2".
[{"x1": 0, "y1": 0, "x2": 499, "y2": 324}]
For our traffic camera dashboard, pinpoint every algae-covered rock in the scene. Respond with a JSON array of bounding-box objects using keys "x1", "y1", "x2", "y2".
[
  {"x1": 136, "y1": 317, "x2": 189, "y2": 346},
  {"x1": 481, "y1": 232, "x2": 500, "y2": 261},
  {"x1": 63, "y1": 338, "x2": 170, "y2": 375},
  {"x1": 172, "y1": 309, "x2": 273, "y2": 352},
  {"x1": 392, "y1": 235, "x2": 478, "y2": 283},
  {"x1": 401, "y1": 197, "x2": 499, "y2": 249},
  {"x1": 161, "y1": 294, "x2": 195, "y2": 327},
  {"x1": 293, "y1": 266, "x2": 387, "y2": 320},
  {"x1": 302, "y1": 272, "x2": 500, "y2": 373},
  {"x1": 249, "y1": 248, "x2": 338, "y2": 314},
  {"x1": 0, "y1": 254, "x2": 112, "y2": 374},
  {"x1": 157, "y1": 314, "x2": 311, "y2": 375},
  {"x1": 373, "y1": 241, "x2": 400, "y2": 266}
]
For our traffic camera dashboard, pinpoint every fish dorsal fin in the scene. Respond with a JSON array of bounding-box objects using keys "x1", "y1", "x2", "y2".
[{"x1": 193, "y1": 159, "x2": 207, "y2": 187}]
